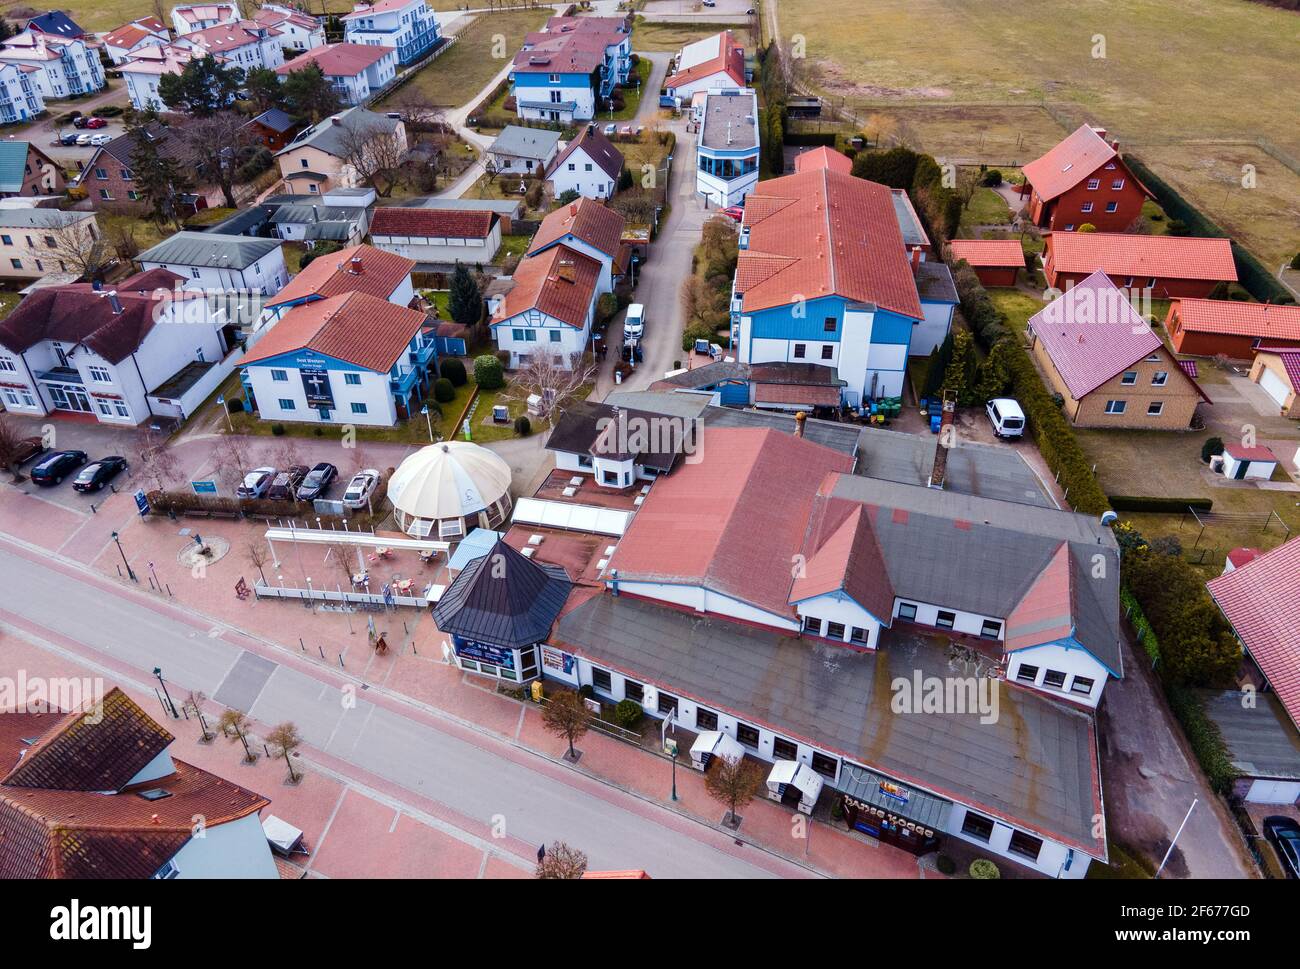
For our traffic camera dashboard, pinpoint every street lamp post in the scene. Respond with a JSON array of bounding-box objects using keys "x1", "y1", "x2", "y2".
[
  {"x1": 671, "y1": 749, "x2": 678, "y2": 801},
  {"x1": 153, "y1": 667, "x2": 178, "y2": 719},
  {"x1": 111, "y1": 531, "x2": 137, "y2": 582}
]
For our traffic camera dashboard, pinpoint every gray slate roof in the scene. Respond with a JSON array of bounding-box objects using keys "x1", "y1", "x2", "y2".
[
  {"x1": 554, "y1": 594, "x2": 1104, "y2": 857},
  {"x1": 137, "y1": 231, "x2": 282, "y2": 270},
  {"x1": 703, "y1": 405, "x2": 862, "y2": 457},
  {"x1": 277, "y1": 107, "x2": 397, "y2": 159},
  {"x1": 604, "y1": 390, "x2": 713, "y2": 422},
  {"x1": 1200, "y1": 690, "x2": 1300, "y2": 780},
  {"x1": 915, "y1": 260, "x2": 958, "y2": 304},
  {"x1": 0, "y1": 209, "x2": 93, "y2": 229},
  {"x1": 653, "y1": 359, "x2": 750, "y2": 389},
  {"x1": 489, "y1": 125, "x2": 562, "y2": 161},
  {"x1": 433, "y1": 540, "x2": 571, "y2": 649}
]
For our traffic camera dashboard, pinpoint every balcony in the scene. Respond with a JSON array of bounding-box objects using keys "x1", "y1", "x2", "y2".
[{"x1": 35, "y1": 366, "x2": 83, "y2": 384}]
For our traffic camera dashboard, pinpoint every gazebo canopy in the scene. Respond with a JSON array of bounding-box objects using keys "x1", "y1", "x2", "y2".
[{"x1": 388, "y1": 441, "x2": 512, "y2": 523}]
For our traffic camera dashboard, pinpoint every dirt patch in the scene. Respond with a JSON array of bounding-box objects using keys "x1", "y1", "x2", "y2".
[{"x1": 811, "y1": 60, "x2": 952, "y2": 99}]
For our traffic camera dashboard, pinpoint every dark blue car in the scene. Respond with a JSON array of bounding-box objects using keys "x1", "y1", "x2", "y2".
[{"x1": 29, "y1": 450, "x2": 87, "y2": 486}]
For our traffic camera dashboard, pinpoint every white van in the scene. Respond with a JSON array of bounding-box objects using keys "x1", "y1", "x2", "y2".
[
  {"x1": 986, "y1": 398, "x2": 1026, "y2": 439},
  {"x1": 624, "y1": 303, "x2": 645, "y2": 339}
]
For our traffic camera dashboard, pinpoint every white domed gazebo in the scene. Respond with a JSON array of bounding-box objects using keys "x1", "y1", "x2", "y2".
[{"x1": 388, "y1": 441, "x2": 513, "y2": 540}]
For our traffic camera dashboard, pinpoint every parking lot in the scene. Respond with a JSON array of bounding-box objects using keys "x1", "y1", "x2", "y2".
[
  {"x1": 44, "y1": 116, "x2": 130, "y2": 171},
  {"x1": 641, "y1": 0, "x2": 755, "y2": 22}
]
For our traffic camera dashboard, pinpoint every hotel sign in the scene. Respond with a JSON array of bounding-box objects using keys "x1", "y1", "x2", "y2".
[
  {"x1": 454, "y1": 638, "x2": 516, "y2": 670},
  {"x1": 300, "y1": 367, "x2": 334, "y2": 410}
]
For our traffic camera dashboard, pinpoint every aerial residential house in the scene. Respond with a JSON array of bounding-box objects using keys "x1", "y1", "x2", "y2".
[
  {"x1": 171, "y1": 3, "x2": 240, "y2": 36},
  {"x1": 1249, "y1": 346, "x2": 1300, "y2": 418},
  {"x1": 486, "y1": 125, "x2": 562, "y2": 176},
  {"x1": 0, "y1": 208, "x2": 99, "y2": 281},
  {"x1": 341, "y1": 0, "x2": 442, "y2": 65},
  {"x1": 732, "y1": 160, "x2": 956, "y2": 407},
  {"x1": 1028, "y1": 270, "x2": 1210, "y2": 429},
  {"x1": 662, "y1": 29, "x2": 746, "y2": 106},
  {"x1": 0, "y1": 62, "x2": 45, "y2": 124},
  {"x1": 695, "y1": 88, "x2": 758, "y2": 208},
  {"x1": 794, "y1": 146, "x2": 850, "y2": 176},
  {"x1": 548, "y1": 123, "x2": 623, "y2": 200},
  {"x1": 80, "y1": 122, "x2": 221, "y2": 212},
  {"x1": 23, "y1": 10, "x2": 87, "y2": 40},
  {"x1": 261, "y1": 242, "x2": 416, "y2": 327},
  {"x1": 240, "y1": 290, "x2": 434, "y2": 426},
  {"x1": 369, "y1": 206, "x2": 501, "y2": 267},
  {"x1": 247, "y1": 188, "x2": 373, "y2": 247},
  {"x1": 1022, "y1": 125, "x2": 1152, "y2": 233},
  {"x1": 120, "y1": 43, "x2": 214, "y2": 112},
  {"x1": 1166, "y1": 298, "x2": 1300, "y2": 358},
  {"x1": 0, "y1": 267, "x2": 236, "y2": 424},
  {"x1": 525, "y1": 195, "x2": 625, "y2": 297},
  {"x1": 136, "y1": 232, "x2": 288, "y2": 296},
  {"x1": 103, "y1": 16, "x2": 172, "y2": 65},
  {"x1": 177, "y1": 19, "x2": 286, "y2": 72},
  {"x1": 273, "y1": 106, "x2": 407, "y2": 195},
  {"x1": 490, "y1": 243, "x2": 601, "y2": 369},
  {"x1": 244, "y1": 106, "x2": 302, "y2": 152},
  {"x1": 0, "y1": 28, "x2": 105, "y2": 99},
  {"x1": 948, "y1": 239, "x2": 1025, "y2": 288},
  {"x1": 511, "y1": 16, "x2": 630, "y2": 123},
  {"x1": 276, "y1": 42, "x2": 397, "y2": 105},
  {"x1": 0, "y1": 140, "x2": 64, "y2": 198},
  {"x1": 255, "y1": 4, "x2": 326, "y2": 53},
  {"x1": 546, "y1": 398, "x2": 694, "y2": 488},
  {"x1": 1043, "y1": 231, "x2": 1238, "y2": 299},
  {"x1": 0, "y1": 687, "x2": 278, "y2": 879}
]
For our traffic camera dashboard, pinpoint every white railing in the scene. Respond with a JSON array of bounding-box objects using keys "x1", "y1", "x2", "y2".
[{"x1": 254, "y1": 580, "x2": 430, "y2": 609}]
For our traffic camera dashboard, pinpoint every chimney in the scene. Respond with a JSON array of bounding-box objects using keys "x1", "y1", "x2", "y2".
[
  {"x1": 108, "y1": 291, "x2": 123, "y2": 314},
  {"x1": 556, "y1": 257, "x2": 576, "y2": 283},
  {"x1": 569, "y1": 202, "x2": 578, "y2": 216},
  {"x1": 794, "y1": 410, "x2": 806, "y2": 438},
  {"x1": 910, "y1": 246, "x2": 921, "y2": 271},
  {"x1": 349, "y1": 255, "x2": 363, "y2": 274},
  {"x1": 311, "y1": 204, "x2": 319, "y2": 222}
]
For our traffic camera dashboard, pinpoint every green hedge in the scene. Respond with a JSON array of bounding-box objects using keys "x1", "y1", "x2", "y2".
[
  {"x1": 1108, "y1": 496, "x2": 1214, "y2": 513},
  {"x1": 1125, "y1": 154, "x2": 1295, "y2": 305},
  {"x1": 783, "y1": 132, "x2": 837, "y2": 148},
  {"x1": 1165, "y1": 684, "x2": 1239, "y2": 796},
  {"x1": 1120, "y1": 587, "x2": 1160, "y2": 664}
]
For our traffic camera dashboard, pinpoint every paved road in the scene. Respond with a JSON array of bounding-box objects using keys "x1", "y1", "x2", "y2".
[{"x1": 0, "y1": 538, "x2": 808, "y2": 878}]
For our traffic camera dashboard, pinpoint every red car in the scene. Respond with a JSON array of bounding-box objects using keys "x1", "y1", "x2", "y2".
[
  {"x1": 720, "y1": 205, "x2": 745, "y2": 222},
  {"x1": 84, "y1": 117, "x2": 107, "y2": 129}
]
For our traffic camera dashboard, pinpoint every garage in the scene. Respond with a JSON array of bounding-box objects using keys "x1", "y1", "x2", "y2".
[
  {"x1": 1246, "y1": 779, "x2": 1300, "y2": 805},
  {"x1": 1258, "y1": 365, "x2": 1292, "y2": 408}
]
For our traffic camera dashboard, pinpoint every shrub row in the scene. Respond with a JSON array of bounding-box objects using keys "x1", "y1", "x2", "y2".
[
  {"x1": 1108, "y1": 496, "x2": 1214, "y2": 513},
  {"x1": 1124, "y1": 154, "x2": 1294, "y2": 305},
  {"x1": 783, "y1": 131, "x2": 837, "y2": 148}
]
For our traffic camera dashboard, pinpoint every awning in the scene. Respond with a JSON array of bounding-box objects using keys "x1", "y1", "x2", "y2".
[
  {"x1": 766, "y1": 759, "x2": 824, "y2": 800},
  {"x1": 837, "y1": 762, "x2": 952, "y2": 830},
  {"x1": 690, "y1": 730, "x2": 745, "y2": 763}
]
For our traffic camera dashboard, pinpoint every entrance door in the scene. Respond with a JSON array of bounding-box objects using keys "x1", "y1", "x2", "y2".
[
  {"x1": 1235, "y1": 459, "x2": 1249, "y2": 480},
  {"x1": 67, "y1": 389, "x2": 92, "y2": 413}
]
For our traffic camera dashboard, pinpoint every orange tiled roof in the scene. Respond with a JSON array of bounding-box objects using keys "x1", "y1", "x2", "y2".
[
  {"x1": 664, "y1": 30, "x2": 745, "y2": 90},
  {"x1": 243, "y1": 290, "x2": 426, "y2": 372},
  {"x1": 1047, "y1": 231, "x2": 1237, "y2": 283},
  {"x1": 276, "y1": 42, "x2": 394, "y2": 77},
  {"x1": 1171, "y1": 298, "x2": 1300, "y2": 341},
  {"x1": 793, "y1": 146, "x2": 850, "y2": 175},
  {"x1": 1023, "y1": 125, "x2": 1147, "y2": 202},
  {"x1": 528, "y1": 196, "x2": 624, "y2": 261},
  {"x1": 493, "y1": 244, "x2": 601, "y2": 329},
  {"x1": 266, "y1": 243, "x2": 414, "y2": 308},
  {"x1": 948, "y1": 238, "x2": 1025, "y2": 269}
]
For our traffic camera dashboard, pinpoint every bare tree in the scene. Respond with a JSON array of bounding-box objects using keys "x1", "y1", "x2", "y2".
[
  {"x1": 107, "y1": 219, "x2": 142, "y2": 264},
  {"x1": 269, "y1": 438, "x2": 307, "y2": 477},
  {"x1": 211, "y1": 435, "x2": 254, "y2": 492},
  {"x1": 481, "y1": 157, "x2": 503, "y2": 187},
  {"x1": 338, "y1": 120, "x2": 409, "y2": 198},
  {"x1": 863, "y1": 112, "x2": 897, "y2": 148},
  {"x1": 218, "y1": 708, "x2": 257, "y2": 762},
  {"x1": 389, "y1": 87, "x2": 446, "y2": 130},
  {"x1": 0, "y1": 415, "x2": 35, "y2": 483},
  {"x1": 955, "y1": 166, "x2": 983, "y2": 212},
  {"x1": 535, "y1": 841, "x2": 588, "y2": 879},
  {"x1": 541, "y1": 690, "x2": 589, "y2": 761},
  {"x1": 704, "y1": 753, "x2": 763, "y2": 828},
  {"x1": 266, "y1": 721, "x2": 304, "y2": 783},
  {"x1": 185, "y1": 690, "x2": 214, "y2": 741},
  {"x1": 26, "y1": 217, "x2": 113, "y2": 280},
  {"x1": 326, "y1": 541, "x2": 361, "y2": 585},
  {"x1": 132, "y1": 429, "x2": 184, "y2": 493},
  {"x1": 246, "y1": 539, "x2": 271, "y2": 584},
  {"x1": 176, "y1": 112, "x2": 253, "y2": 208},
  {"x1": 505, "y1": 352, "x2": 598, "y2": 424}
]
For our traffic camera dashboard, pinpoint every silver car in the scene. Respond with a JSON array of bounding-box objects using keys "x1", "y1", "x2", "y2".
[
  {"x1": 341, "y1": 468, "x2": 380, "y2": 509},
  {"x1": 237, "y1": 467, "x2": 277, "y2": 499}
]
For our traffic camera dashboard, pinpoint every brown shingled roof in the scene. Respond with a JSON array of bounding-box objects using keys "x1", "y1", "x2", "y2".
[{"x1": 369, "y1": 206, "x2": 495, "y2": 240}]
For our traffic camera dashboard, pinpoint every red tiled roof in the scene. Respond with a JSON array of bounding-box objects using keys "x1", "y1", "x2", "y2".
[
  {"x1": 243, "y1": 291, "x2": 425, "y2": 371},
  {"x1": 512, "y1": 33, "x2": 606, "y2": 73},
  {"x1": 529, "y1": 196, "x2": 624, "y2": 260},
  {"x1": 266, "y1": 243, "x2": 413, "y2": 308},
  {"x1": 276, "y1": 42, "x2": 393, "y2": 77},
  {"x1": 370, "y1": 206, "x2": 494, "y2": 240},
  {"x1": 664, "y1": 29, "x2": 745, "y2": 90},
  {"x1": 1207, "y1": 535, "x2": 1300, "y2": 730},
  {"x1": 174, "y1": 4, "x2": 237, "y2": 23},
  {"x1": 1027, "y1": 270, "x2": 1211, "y2": 401},
  {"x1": 1178, "y1": 359, "x2": 1199, "y2": 378},
  {"x1": 949, "y1": 238, "x2": 1025, "y2": 269},
  {"x1": 1047, "y1": 232, "x2": 1237, "y2": 282},
  {"x1": 793, "y1": 146, "x2": 850, "y2": 175},
  {"x1": 737, "y1": 169, "x2": 924, "y2": 319},
  {"x1": 1023, "y1": 125, "x2": 1145, "y2": 202},
  {"x1": 105, "y1": 19, "x2": 167, "y2": 48},
  {"x1": 752, "y1": 382, "x2": 841, "y2": 406},
  {"x1": 607, "y1": 427, "x2": 855, "y2": 619},
  {"x1": 1255, "y1": 346, "x2": 1300, "y2": 389},
  {"x1": 0, "y1": 268, "x2": 186, "y2": 364},
  {"x1": 184, "y1": 19, "x2": 279, "y2": 55},
  {"x1": 1226, "y1": 548, "x2": 1261, "y2": 569},
  {"x1": 548, "y1": 126, "x2": 624, "y2": 181},
  {"x1": 1223, "y1": 443, "x2": 1276, "y2": 462},
  {"x1": 789, "y1": 499, "x2": 894, "y2": 621},
  {"x1": 1170, "y1": 298, "x2": 1300, "y2": 341},
  {"x1": 492, "y1": 244, "x2": 600, "y2": 329}
]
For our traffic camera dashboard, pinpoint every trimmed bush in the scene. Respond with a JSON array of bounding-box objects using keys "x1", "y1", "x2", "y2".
[
  {"x1": 612, "y1": 699, "x2": 642, "y2": 729},
  {"x1": 1165, "y1": 684, "x2": 1239, "y2": 795},
  {"x1": 969, "y1": 859, "x2": 1000, "y2": 879},
  {"x1": 474, "y1": 354, "x2": 505, "y2": 390},
  {"x1": 936, "y1": 855, "x2": 957, "y2": 876},
  {"x1": 1201, "y1": 436, "x2": 1225, "y2": 463},
  {"x1": 514, "y1": 415, "x2": 532, "y2": 437},
  {"x1": 226, "y1": 398, "x2": 244, "y2": 413},
  {"x1": 981, "y1": 169, "x2": 1002, "y2": 187},
  {"x1": 1107, "y1": 496, "x2": 1213, "y2": 513},
  {"x1": 433, "y1": 377, "x2": 455, "y2": 403},
  {"x1": 440, "y1": 358, "x2": 467, "y2": 386},
  {"x1": 271, "y1": 423, "x2": 285, "y2": 436}
]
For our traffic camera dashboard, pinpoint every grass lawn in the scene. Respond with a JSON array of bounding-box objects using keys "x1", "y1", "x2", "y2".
[
  {"x1": 98, "y1": 213, "x2": 169, "y2": 256},
  {"x1": 186, "y1": 207, "x2": 237, "y2": 227},
  {"x1": 48, "y1": 0, "x2": 360, "y2": 30},
  {"x1": 958, "y1": 186, "x2": 1012, "y2": 231},
  {"x1": 0, "y1": 291, "x2": 21, "y2": 321},
  {"x1": 493, "y1": 234, "x2": 533, "y2": 264},
  {"x1": 378, "y1": 9, "x2": 550, "y2": 111},
  {"x1": 631, "y1": 18, "x2": 751, "y2": 52},
  {"x1": 607, "y1": 59, "x2": 653, "y2": 122},
  {"x1": 989, "y1": 290, "x2": 1047, "y2": 332}
]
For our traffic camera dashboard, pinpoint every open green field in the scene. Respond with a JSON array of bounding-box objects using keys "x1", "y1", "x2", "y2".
[
  {"x1": 378, "y1": 8, "x2": 549, "y2": 110},
  {"x1": 33, "y1": 0, "x2": 366, "y2": 32}
]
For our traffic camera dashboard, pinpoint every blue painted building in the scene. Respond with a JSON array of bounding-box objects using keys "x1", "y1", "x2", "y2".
[{"x1": 510, "y1": 16, "x2": 631, "y2": 123}]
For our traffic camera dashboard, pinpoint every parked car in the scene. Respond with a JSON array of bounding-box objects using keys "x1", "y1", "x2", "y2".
[
  {"x1": 72, "y1": 115, "x2": 88, "y2": 128},
  {"x1": 1264, "y1": 816, "x2": 1300, "y2": 879},
  {"x1": 75, "y1": 132, "x2": 93, "y2": 146},
  {"x1": 84, "y1": 116, "x2": 107, "y2": 129},
  {"x1": 296, "y1": 462, "x2": 338, "y2": 501},
  {"x1": 985, "y1": 397, "x2": 1026, "y2": 439},
  {"x1": 341, "y1": 469, "x2": 380, "y2": 509},
  {"x1": 603, "y1": 123, "x2": 617, "y2": 136},
  {"x1": 702, "y1": 0, "x2": 715, "y2": 6},
  {"x1": 236, "y1": 466, "x2": 277, "y2": 499},
  {"x1": 89, "y1": 133, "x2": 112, "y2": 147},
  {"x1": 59, "y1": 132, "x2": 79, "y2": 146},
  {"x1": 720, "y1": 205, "x2": 745, "y2": 222},
  {"x1": 29, "y1": 450, "x2": 87, "y2": 486},
  {"x1": 267, "y1": 465, "x2": 308, "y2": 500},
  {"x1": 4, "y1": 436, "x2": 47, "y2": 470},
  {"x1": 72, "y1": 456, "x2": 129, "y2": 493}
]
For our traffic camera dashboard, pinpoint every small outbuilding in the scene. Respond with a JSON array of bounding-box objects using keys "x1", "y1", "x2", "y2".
[
  {"x1": 1220, "y1": 443, "x2": 1278, "y2": 481},
  {"x1": 948, "y1": 238, "x2": 1025, "y2": 288}
]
